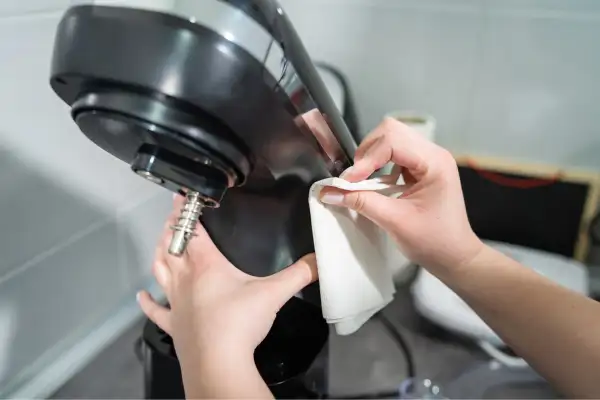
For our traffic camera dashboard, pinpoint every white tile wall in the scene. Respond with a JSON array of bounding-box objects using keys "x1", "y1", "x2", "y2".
[
  {"x1": 0, "y1": 148, "x2": 101, "y2": 278},
  {"x1": 280, "y1": 0, "x2": 600, "y2": 170},
  {"x1": 0, "y1": 15, "x2": 163, "y2": 214},
  {"x1": 484, "y1": 0, "x2": 600, "y2": 16},
  {"x1": 465, "y1": 5, "x2": 600, "y2": 168},
  {"x1": 0, "y1": 222, "x2": 126, "y2": 388},
  {"x1": 0, "y1": 0, "x2": 70, "y2": 18},
  {"x1": 0, "y1": 0, "x2": 176, "y2": 393},
  {"x1": 118, "y1": 193, "x2": 173, "y2": 291},
  {"x1": 280, "y1": 0, "x2": 483, "y2": 151}
]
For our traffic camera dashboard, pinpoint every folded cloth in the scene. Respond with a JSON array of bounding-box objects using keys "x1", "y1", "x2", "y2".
[{"x1": 308, "y1": 176, "x2": 408, "y2": 335}]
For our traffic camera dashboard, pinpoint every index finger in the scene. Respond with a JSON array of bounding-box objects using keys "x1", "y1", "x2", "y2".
[
  {"x1": 158, "y1": 194, "x2": 223, "y2": 266},
  {"x1": 342, "y1": 118, "x2": 427, "y2": 182},
  {"x1": 184, "y1": 219, "x2": 226, "y2": 264}
]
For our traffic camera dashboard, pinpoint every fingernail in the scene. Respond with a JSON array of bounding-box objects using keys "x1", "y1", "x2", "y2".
[
  {"x1": 173, "y1": 192, "x2": 178, "y2": 200},
  {"x1": 340, "y1": 166, "x2": 354, "y2": 179},
  {"x1": 136, "y1": 292, "x2": 141, "y2": 303},
  {"x1": 321, "y1": 193, "x2": 344, "y2": 205}
]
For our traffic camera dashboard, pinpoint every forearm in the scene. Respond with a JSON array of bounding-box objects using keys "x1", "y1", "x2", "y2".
[
  {"x1": 441, "y1": 245, "x2": 600, "y2": 398},
  {"x1": 179, "y1": 349, "x2": 273, "y2": 399}
]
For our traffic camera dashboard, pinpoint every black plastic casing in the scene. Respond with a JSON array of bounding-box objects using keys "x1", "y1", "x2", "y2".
[
  {"x1": 49, "y1": 2, "x2": 359, "y2": 398},
  {"x1": 50, "y1": 4, "x2": 356, "y2": 276}
]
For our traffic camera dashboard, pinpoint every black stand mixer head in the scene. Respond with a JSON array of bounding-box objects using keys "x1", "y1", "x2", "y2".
[
  {"x1": 49, "y1": 1, "x2": 357, "y2": 397},
  {"x1": 50, "y1": 2, "x2": 354, "y2": 256}
]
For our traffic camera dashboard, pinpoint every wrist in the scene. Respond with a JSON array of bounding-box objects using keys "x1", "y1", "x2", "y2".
[
  {"x1": 178, "y1": 342, "x2": 255, "y2": 372},
  {"x1": 433, "y1": 234, "x2": 487, "y2": 282},
  {"x1": 441, "y1": 241, "x2": 494, "y2": 284},
  {"x1": 179, "y1": 347, "x2": 266, "y2": 398}
]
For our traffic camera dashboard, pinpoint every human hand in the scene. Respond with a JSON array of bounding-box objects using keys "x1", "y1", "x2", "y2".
[
  {"x1": 136, "y1": 195, "x2": 317, "y2": 397},
  {"x1": 320, "y1": 117, "x2": 484, "y2": 275}
]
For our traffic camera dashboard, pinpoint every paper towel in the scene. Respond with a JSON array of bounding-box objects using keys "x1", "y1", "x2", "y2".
[{"x1": 308, "y1": 176, "x2": 408, "y2": 335}]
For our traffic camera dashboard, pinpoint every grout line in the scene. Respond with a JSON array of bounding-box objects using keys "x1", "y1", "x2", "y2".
[
  {"x1": 281, "y1": 0, "x2": 600, "y2": 21},
  {"x1": 115, "y1": 191, "x2": 169, "y2": 292},
  {"x1": 0, "y1": 217, "x2": 112, "y2": 287},
  {"x1": 0, "y1": 9, "x2": 64, "y2": 22},
  {"x1": 117, "y1": 191, "x2": 171, "y2": 291},
  {"x1": 489, "y1": 8, "x2": 600, "y2": 22},
  {"x1": 0, "y1": 192, "x2": 168, "y2": 287},
  {"x1": 282, "y1": 0, "x2": 490, "y2": 15},
  {"x1": 116, "y1": 190, "x2": 170, "y2": 217}
]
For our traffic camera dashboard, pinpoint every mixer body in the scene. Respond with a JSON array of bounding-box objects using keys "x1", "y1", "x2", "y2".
[{"x1": 50, "y1": 1, "x2": 358, "y2": 397}]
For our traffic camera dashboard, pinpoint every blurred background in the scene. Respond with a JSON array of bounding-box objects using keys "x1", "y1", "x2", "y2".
[{"x1": 0, "y1": 0, "x2": 599, "y2": 398}]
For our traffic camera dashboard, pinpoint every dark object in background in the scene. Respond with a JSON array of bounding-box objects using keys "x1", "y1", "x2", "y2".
[
  {"x1": 457, "y1": 156, "x2": 599, "y2": 261},
  {"x1": 140, "y1": 296, "x2": 328, "y2": 399}
]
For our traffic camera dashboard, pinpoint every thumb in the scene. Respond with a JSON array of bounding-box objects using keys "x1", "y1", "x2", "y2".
[
  {"x1": 320, "y1": 189, "x2": 404, "y2": 231},
  {"x1": 264, "y1": 253, "x2": 318, "y2": 310}
]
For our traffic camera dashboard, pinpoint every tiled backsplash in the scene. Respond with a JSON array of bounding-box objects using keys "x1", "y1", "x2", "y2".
[
  {"x1": 279, "y1": 0, "x2": 600, "y2": 170},
  {"x1": 0, "y1": 0, "x2": 173, "y2": 395}
]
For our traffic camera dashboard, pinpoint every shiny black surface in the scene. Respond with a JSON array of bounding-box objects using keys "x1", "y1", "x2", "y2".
[
  {"x1": 71, "y1": 90, "x2": 252, "y2": 180},
  {"x1": 50, "y1": 4, "x2": 354, "y2": 278},
  {"x1": 50, "y1": 4, "x2": 358, "y2": 398},
  {"x1": 131, "y1": 145, "x2": 232, "y2": 203},
  {"x1": 223, "y1": 0, "x2": 357, "y2": 161},
  {"x1": 52, "y1": 5, "x2": 332, "y2": 184}
]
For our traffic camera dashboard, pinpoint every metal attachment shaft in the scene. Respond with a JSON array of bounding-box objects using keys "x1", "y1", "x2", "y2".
[{"x1": 169, "y1": 191, "x2": 206, "y2": 256}]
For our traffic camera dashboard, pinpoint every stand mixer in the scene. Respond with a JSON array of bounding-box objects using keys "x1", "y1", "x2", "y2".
[{"x1": 49, "y1": 1, "x2": 358, "y2": 397}]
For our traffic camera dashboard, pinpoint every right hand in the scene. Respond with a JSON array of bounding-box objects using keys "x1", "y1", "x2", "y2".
[{"x1": 320, "y1": 117, "x2": 484, "y2": 275}]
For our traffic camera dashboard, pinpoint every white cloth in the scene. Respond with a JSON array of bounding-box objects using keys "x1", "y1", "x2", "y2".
[{"x1": 308, "y1": 176, "x2": 408, "y2": 335}]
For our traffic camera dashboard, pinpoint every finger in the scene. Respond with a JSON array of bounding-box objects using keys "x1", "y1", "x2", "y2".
[
  {"x1": 341, "y1": 118, "x2": 397, "y2": 182},
  {"x1": 340, "y1": 136, "x2": 384, "y2": 182},
  {"x1": 340, "y1": 157, "x2": 381, "y2": 182},
  {"x1": 354, "y1": 133, "x2": 384, "y2": 162},
  {"x1": 185, "y1": 220, "x2": 227, "y2": 265},
  {"x1": 157, "y1": 210, "x2": 187, "y2": 268},
  {"x1": 153, "y1": 210, "x2": 180, "y2": 266},
  {"x1": 387, "y1": 164, "x2": 418, "y2": 186},
  {"x1": 152, "y1": 260, "x2": 172, "y2": 298},
  {"x1": 173, "y1": 192, "x2": 186, "y2": 209},
  {"x1": 168, "y1": 193, "x2": 224, "y2": 264},
  {"x1": 354, "y1": 118, "x2": 398, "y2": 162},
  {"x1": 362, "y1": 135, "x2": 426, "y2": 180},
  {"x1": 263, "y1": 253, "x2": 319, "y2": 310},
  {"x1": 341, "y1": 117, "x2": 396, "y2": 182},
  {"x1": 137, "y1": 291, "x2": 172, "y2": 335},
  {"x1": 320, "y1": 189, "x2": 412, "y2": 232},
  {"x1": 344, "y1": 119, "x2": 429, "y2": 183}
]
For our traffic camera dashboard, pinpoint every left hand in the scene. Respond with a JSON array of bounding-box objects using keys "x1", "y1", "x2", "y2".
[{"x1": 137, "y1": 195, "x2": 318, "y2": 369}]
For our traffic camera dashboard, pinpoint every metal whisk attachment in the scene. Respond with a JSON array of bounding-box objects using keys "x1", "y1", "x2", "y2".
[{"x1": 169, "y1": 191, "x2": 206, "y2": 256}]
